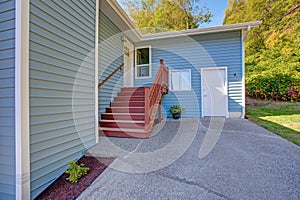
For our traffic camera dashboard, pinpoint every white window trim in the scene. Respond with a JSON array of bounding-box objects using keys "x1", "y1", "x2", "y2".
[
  {"x1": 201, "y1": 67, "x2": 229, "y2": 118},
  {"x1": 135, "y1": 46, "x2": 151, "y2": 79},
  {"x1": 169, "y1": 69, "x2": 192, "y2": 91}
]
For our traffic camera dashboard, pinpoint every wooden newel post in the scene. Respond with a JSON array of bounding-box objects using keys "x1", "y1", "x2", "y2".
[
  {"x1": 158, "y1": 99, "x2": 162, "y2": 123},
  {"x1": 160, "y1": 59, "x2": 164, "y2": 65}
]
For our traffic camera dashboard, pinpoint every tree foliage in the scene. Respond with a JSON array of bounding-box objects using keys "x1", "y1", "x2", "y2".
[
  {"x1": 224, "y1": 0, "x2": 300, "y2": 101},
  {"x1": 120, "y1": 0, "x2": 212, "y2": 33}
]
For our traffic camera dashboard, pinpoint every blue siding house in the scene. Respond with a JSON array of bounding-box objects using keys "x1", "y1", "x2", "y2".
[
  {"x1": 0, "y1": 1, "x2": 16, "y2": 199},
  {"x1": 135, "y1": 30, "x2": 246, "y2": 118},
  {"x1": 0, "y1": 0, "x2": 260, "y2": 199}
]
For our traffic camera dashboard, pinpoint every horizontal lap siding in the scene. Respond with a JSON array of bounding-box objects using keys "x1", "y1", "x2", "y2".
[
  {"x1": 29, "y1": 1, "x2": 96, "y2": 198},
  {"x1": 0, "y1": 0, "x2": 16, "y2": 199},
  {"x1": 135, "y1": 31, "x2": 243, "y2": 117},
  {"x1": 98, "y1": 12, "x2": 124, "y2": 117}
]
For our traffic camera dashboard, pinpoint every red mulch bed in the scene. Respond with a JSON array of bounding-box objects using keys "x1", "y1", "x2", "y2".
[{"x1": 36, "y1": 156, "x2": 114, "y2": 200}]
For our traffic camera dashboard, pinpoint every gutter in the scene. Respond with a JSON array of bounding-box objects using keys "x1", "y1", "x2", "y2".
[{"x1": 140, "y1": 21, "x2": 262, "y2": 41}]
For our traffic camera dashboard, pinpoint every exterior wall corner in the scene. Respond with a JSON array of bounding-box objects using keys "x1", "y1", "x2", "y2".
[{"x1": 15, "y1": 0, "x2": 30, "y2": 199}]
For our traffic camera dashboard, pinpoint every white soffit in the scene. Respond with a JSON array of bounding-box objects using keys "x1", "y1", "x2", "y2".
[{"x1": 101, "y1": 0, "x2": 141, "y2": 42}]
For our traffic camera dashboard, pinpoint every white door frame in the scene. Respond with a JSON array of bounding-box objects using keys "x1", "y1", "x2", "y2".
[
  {"x1": 123, "y1": 37, "x2": 134, "y2": 87},
  {"x1": 201, "y1": 67, "x2": 229, "y2": 118}
]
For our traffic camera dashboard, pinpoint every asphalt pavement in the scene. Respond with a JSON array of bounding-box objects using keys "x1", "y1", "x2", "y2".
[{"x1": 78, "y1": 118, "x2": 300, "y2": 200}]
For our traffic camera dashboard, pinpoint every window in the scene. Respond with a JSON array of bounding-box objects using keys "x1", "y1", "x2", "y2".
[
  {"x1": 170, "y1": 69, "x2": 192, "y2": 91},
  {"x1": 135, "y1": 47, "x2": 151, "y2": 78}
]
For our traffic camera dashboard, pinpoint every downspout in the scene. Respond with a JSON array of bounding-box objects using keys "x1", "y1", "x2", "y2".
[
  {"x1": 95, "y1": 0, "x2": 99, "y2": 143},
  {"x1": 15, "y1": 0, "x2": 30, "y2": 199},
  {"x1": 241, "y1": 25, "x2": 251, "y2": 119},
  {"x1": 243, "y1": 25, "x2": 251, "y2": 42}
]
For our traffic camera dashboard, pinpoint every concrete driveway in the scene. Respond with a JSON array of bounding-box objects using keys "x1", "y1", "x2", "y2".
[{"x1": 78, "y1": 118, "x2": 300, "y2": 200}]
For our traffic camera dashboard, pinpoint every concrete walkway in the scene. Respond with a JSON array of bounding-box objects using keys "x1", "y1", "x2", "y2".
[{"x1": 78, "y1": 118, "x2": 300, "y2": 200}]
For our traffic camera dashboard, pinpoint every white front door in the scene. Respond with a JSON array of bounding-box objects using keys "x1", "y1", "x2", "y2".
[
  {"x1": 202, "y1": 68, "x2": 228, "y2": 117},
  {"x1": 123, "y1": 38, "x2": 134, "y2": 87}
]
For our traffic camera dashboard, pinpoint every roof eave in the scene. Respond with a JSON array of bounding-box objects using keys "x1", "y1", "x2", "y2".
[
  {"x1": 105, "y1": 0, "x2": 142, "y2": 42},
  {"x1": 140, "y1": 21, "x2": 262, "y2": 41}
]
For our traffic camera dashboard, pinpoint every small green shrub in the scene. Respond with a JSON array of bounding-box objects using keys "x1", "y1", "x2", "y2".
[
  {"x1": 65, "y1": 161, "x2": 89, "y2": 183},
  {"x1": 169, "y1": 105, "x2": 183, "y2": 114}
]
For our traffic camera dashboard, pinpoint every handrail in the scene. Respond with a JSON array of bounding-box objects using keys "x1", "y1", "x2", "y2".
[
  {"x1": 144, "y1": 59, "x2": 168, "y2": 135},
  {"x1": 149, "y1": 59, "x2": 168, "y2": 107},
  {"x1": 98, "y1": 63, "x2": 124, "y2": 88}
]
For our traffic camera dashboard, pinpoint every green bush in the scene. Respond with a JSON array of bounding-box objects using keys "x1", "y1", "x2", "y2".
[
  {"x1": 246, "y1": 73, "x2": 300, "y2": 102},
  {"x1": 65, "y1": 161, "x2": 89, "y2": 183},
  {"x1": 245, "y1": 50, "x2": 300, "y2": 102}
]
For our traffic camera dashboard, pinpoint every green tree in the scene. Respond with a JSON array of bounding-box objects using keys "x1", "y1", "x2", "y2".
[
  {"x1": 120, "y1": 0, "x2": 212, "y2": 33},
  {"x1": 224, "y1": 0, "x2": 300, "y2": 101}
]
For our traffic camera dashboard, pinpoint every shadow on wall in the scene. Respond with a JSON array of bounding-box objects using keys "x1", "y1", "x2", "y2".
[{"x1": 98, "y1": 56, "x2": 124, "y2": 117}]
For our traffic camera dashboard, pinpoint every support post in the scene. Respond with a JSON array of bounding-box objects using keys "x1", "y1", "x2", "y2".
[{"x1": 158, "y1": 99, "x2": 162, "y2": 123}]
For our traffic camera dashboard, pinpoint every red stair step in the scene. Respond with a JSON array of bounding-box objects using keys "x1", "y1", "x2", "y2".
[
  {"x1": 99, "y1": 85, "x2": 151, "y2": 138},
  {"x1": 121, "y1": 87, "x2": 146, "y2": 92},
  {"x1": 99, "y1": 120, "x2": 145, "y2": 129},
  {"x1": 100, "y1": 127, "x2": 148, "y2": 138},
  {"x1": 118, "y1": 91, "x2": 145, "y2": 96},
  {"x1": 111, "y1": 101, "x2": 145, "y2": 107},
  {"x1": 106, "y1": 107, "x2": 144, "y2": 113},
  {"x1": 114, "y1": 96, "x2": 145, "y2": 101},
  {"x1": 101, "y1": 113, "x2": 145, "y2": 121}
]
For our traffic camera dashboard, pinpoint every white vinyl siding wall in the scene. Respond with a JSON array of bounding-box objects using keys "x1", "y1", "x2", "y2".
[
  {"x1": 29, "y1": 1, "x2": 96, "y2": 198},
  {"x1": 0, "y1": 0, "x2": 16, "y2": 199},
  {"x1": 135, "y1": 31, "x2": 243, "y2": 118}
]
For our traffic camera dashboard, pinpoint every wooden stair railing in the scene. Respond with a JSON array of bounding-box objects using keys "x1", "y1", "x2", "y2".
[
  {"x1": 98, "y1": 60, "x2": 168, "y2": 138},
  {"x1": 144, "y1": 59, "x2": 169, "y2": 136},
  {"x1": 98, "y1": 63, "x2": 124, "y2": 88}
]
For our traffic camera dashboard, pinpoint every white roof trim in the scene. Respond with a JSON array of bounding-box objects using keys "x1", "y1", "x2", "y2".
[
  {"x1": 106, "y1": 1, "x2": 261, "y2": 42},
  {"x1": 141, "y1": 21, "x2": 262, "y2": 41}
]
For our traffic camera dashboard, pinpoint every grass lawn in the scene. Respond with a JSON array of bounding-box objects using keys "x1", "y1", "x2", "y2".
[{"x1": 246, "y1": 98, "x2": 300, "y2": 146}]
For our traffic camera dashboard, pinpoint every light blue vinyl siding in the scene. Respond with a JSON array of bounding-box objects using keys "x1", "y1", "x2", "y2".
[
  {"x1": 98, "y1": 12, "x2": 124, "y2": 117},
  {"x1": 29, "y1": 1, "x2": 96, "y2": 198},
  {"x1": 135, "y1": 31, "x2": 243, "y2": 117},
  {"x1": 0, "y1": 0, "x2": 16, "y2": 199}
]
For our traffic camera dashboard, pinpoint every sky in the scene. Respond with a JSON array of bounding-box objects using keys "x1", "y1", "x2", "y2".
[
  {"x1": 199, "y1": 0, "x2": 229, "y2": 27},
  {"x1": 117, "y1": 0, "x2": 229, "y2": 28}
]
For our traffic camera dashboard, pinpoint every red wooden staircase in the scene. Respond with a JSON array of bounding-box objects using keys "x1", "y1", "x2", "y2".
[{"x1": 99, "y1": 59, "x2": 168, "y2": 138}]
